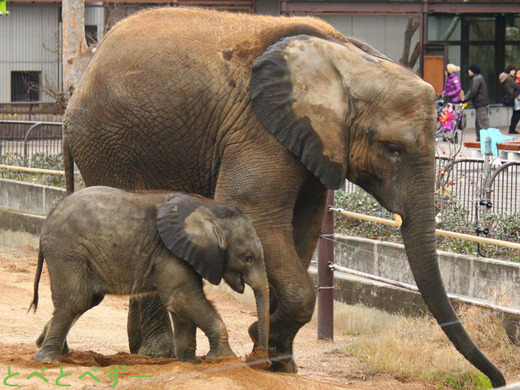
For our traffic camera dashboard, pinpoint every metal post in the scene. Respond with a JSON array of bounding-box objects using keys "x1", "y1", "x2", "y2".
[{"x1": 317, "y1": 189, "x2": 335, "y2": 341}]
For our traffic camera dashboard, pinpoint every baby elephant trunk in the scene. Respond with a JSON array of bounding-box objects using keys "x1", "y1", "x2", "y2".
[{"x1": 247, "y1": 269, "x2": 270, "y2": 355}]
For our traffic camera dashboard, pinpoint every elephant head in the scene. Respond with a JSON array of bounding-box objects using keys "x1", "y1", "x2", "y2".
[
  {"x1": 156, "y1": 193, "x2": 269, "y2": 353},
  {"x1": 251, "y1": 35, "x2": 505, "y2": 387}
]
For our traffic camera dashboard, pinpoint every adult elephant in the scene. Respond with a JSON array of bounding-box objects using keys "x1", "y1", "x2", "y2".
[{"x1": 63, "y1": 7, "x2": 505, "y2": 387}]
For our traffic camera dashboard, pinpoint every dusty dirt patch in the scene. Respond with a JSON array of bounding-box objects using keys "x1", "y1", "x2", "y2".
[{"x1": 0, "y1": 245, "x2": 456, "y2": 389}]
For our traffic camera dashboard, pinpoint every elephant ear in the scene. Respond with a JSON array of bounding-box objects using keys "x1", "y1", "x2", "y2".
[
  {"x1": 251, "y1": 35, "x2": 362, "y2": 190},
  {"x1": 346, "y1": 37, "x2": 393, "y2": 62},
  {"x1": 157, "y1": 194, "x2": 228, "y2": 285}
]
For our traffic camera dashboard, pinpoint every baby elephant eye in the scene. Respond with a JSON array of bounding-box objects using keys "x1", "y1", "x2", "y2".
[{"x1": 244, "y1": 254, "x2": 254, "y2": 264}]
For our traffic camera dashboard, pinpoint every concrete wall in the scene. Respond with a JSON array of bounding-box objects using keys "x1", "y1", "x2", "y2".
[
  {"x1": 0, "y1": 178, "x2": 65, "y2": 215},
  {"x1": 0, "y1": 179, "x2": 64, "y2": 249},
  {"x1": 332, "y1": 235, "x2": 520, "y2": 307},
  {"x1": 1, "y1": 179, "x2": 518, "y2": 307},
  {"x1": 1, "y1": 179, "x2": 518, "y2": 339},
  {"x1": 0, "y1": 208, "x2": 44, "y2": 249}
]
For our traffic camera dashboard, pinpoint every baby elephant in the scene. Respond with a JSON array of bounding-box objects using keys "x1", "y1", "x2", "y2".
[{"x1": 30, "y1": 186, "x2": 269, "y2": 364}]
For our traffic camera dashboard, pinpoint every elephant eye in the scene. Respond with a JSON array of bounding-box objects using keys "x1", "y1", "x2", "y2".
[
  {"x1": 386, "y1": 143, "x2": 402, "y2": 157},
  {"x1": 243, "y1": 254, "x2": 254, "y2": 264}
]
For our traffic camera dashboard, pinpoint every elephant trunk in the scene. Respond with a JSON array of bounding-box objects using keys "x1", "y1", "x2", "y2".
[
  {"x1": 400, "y1": 170, "x2": 505, "y2": 388},
  {"x1": 248, "y1": 270, "x2": 270, "y2": 355}
]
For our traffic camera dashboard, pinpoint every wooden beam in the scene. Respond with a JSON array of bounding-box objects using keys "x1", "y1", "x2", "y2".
[{"x1": 281, "y1": 1, "x2": 520, "y2": 16}]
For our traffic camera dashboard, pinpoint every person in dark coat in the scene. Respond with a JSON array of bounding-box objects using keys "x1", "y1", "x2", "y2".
[
  {"x1": 462, "y1": 64, "x2": 490, "y2": 142},
  {"x1": 442, "y1": 63, "x2": 462, "y2": 104},
  {"x1": 500, "y1": 64, "x2": 520, "y2": 134}
]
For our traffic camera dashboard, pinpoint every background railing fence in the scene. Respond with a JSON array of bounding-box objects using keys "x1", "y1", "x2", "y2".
[
  {"x1": 1, "y1": 120, "x2": 519, "y2": 221},
  {"x1": 345, "y1": 157, "x2": 520, "y2": 221},
  {"x1": 0, "y1": 120, "x2": 63, "y2": 166}
]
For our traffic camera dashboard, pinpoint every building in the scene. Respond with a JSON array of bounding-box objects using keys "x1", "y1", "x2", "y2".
[{"x1": 1, "y1": 0, "x2": 519, "y2": 107}]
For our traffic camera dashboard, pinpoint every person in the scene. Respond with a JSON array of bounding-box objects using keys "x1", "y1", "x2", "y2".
[
  {"x1": 500, "y1": 64, "x2": 520, "y2": 134},
  {"x1": 516, "y1": 69, "x2": 520, "y2": 86},
  {"x1": 461, "y1": 64, "x2": 490, "y2": 142},
  {"x1": 442, "y1": 63, "x2": 462, "y2": 104}
]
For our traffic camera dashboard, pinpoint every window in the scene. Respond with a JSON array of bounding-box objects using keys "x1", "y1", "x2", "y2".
[
  {"x1": 85, "y1": 25, "x2": 98, "y2": 46},
  {"x1": 11, "y1": 71, "x2": 40, "y2": 102},
  {"x1": 428, "y1": 14, "x2": 520, "y2": 103}
]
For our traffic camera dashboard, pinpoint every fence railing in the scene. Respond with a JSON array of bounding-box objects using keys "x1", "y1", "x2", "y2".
[
  {"x1": 1, "y1": 119, "x2": 519, "y2": 219},
  {"x1": 345, "y1": 157, "x2": 520, "y2": 220},
  {"x1": 0, "y1": 120, "x2": 63, "y2": 163},
  {"x1": 435, "y1": 156, "x2": 520, "y2": 218}
]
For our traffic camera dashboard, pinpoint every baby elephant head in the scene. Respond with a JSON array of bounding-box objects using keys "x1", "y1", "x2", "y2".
[{"x1": 157, "y1": 193, "x2": 269, "y2": 352}]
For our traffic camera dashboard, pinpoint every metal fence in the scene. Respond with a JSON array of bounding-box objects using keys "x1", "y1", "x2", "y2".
[
  {"x1": 0, "y1": 120, "x2": 63, "y2": 165},
  {"x1": 0, "y1": 120, "x2": 519, "y2": 218},
  {"x1": 345, "y1": 156, "x2": 520, "y2": 220}
]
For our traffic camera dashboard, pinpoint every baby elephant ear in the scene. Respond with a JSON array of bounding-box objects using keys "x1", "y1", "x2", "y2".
[{"x1": 157, "y1": 194, "x2": 227, "y2": 285}]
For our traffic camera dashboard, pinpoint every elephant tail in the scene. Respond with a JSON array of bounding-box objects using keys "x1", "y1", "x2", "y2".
[
  {"x1": 28, "y1": 248, "x2": 44, "y2": 313},
  {"x1": 63, "y1": 134, "x2": 75, "y2": 195}
]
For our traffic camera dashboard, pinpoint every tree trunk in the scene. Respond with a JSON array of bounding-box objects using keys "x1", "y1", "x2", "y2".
[
  {"x1": 62, "y1": 0, "x2": 91, "y2": 103},
  {"x1": 399, "y1": 17, "x2": 420, "y2": 68}
]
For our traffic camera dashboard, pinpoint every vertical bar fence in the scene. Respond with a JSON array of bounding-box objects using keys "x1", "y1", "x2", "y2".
[{"x1": 0, "y1": 120, "x2": 63, "y2": 166}]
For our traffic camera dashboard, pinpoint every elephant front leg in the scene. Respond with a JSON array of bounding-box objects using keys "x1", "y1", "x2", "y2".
[
  {"x1": 131, "y1": 295, "x2": 175, "y2": 358},
  {"x1": 170, "y1": 314, "x2": 201, "y2": 364},
  {"x1": 249, "y1": 228, "x2": 317, "y2": 373},
  {"x1": 166, "y1": 292, "x2": 235, "y2": 362}
]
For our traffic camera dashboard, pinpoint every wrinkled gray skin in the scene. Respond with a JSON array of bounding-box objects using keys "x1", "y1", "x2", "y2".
[
  {"x1": 31, "y1": 186, "x2": 269, "y2": 364},
  {"x1": 62, "y1": 8, "x2": 505, "y2": 386}
]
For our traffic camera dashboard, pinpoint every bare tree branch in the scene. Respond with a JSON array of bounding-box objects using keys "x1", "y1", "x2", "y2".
[
  {"x1": 399, "y1": 17, "x2": 420, "y2": 68},
  {"x1": 409, "y1": 42, "x2": 421, "y2": 69},
  {"x1": 440, "y1": 16, "x2": 460, "y2": 41}
]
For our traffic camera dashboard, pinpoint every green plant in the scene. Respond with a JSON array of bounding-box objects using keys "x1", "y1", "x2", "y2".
[
  {"x1": 335, "y1": 189, "x2": 401, "y2": 242},
  {"x1": 0, "y1": 152, "x2": 85, "y2": 188},
  {"x1": 335, "y1": 188, "x2": 520, "y2": 262}
]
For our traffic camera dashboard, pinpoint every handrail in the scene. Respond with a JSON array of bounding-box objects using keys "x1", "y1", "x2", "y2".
[
  {"x1": 0, "y1": 164, "x2": 64, "y2": 176},
  {"x1": 332, "y1": 208, "x2": 402, "y2": 227},
  {"x1": 332, "y1": 207, "x2": 520, "y2": 249}
]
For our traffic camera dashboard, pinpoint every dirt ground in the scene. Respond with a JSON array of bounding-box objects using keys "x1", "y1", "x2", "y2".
[{"x1": 0, "y1": 245, "x2": 480, "y2": 390}]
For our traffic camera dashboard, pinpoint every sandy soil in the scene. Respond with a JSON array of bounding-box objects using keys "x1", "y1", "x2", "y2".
[{"x1": 0, "y1": 245, "x2": 457, "y2": 389}]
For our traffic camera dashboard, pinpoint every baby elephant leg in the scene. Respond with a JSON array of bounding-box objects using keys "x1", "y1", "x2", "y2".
[
  {"x1": 128, "y1": 278, "x2": 175, "y2": 358},
  {"x1": 170, "y1": 314, "x2": 201, "y2": 364},
  {"x1": 34, "y1": 289, "x2": 104, "y2": 363},
  {"x1": 34, "y1": 308, "x2": 77, "y2": 364},
  {"x1": 165, "y1": 292, "x2": 235, "y2": 362},
  {"x1": 36, "y1": 320, "x2": 69, "y2": 355}
]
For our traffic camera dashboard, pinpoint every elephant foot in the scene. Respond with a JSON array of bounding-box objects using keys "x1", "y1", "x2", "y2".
[
  {"x1": 34, "y1": 348, "x2": 62, "y2": 364},
  {"x1": 205, "y1": 344, "x2": 236, "y2": 362},
  {"x1": 176, "y1": 353, "x2": 202, "y2": 365},
  {"x1": 248, "y1": 321, "x2": 298, "y2": 373},
  {"x1": 138, "y1": 335, "x2": 175, "y2": 358},
  {"x1": 268, "y1": 358, "x2": 298, "y2": 373}
]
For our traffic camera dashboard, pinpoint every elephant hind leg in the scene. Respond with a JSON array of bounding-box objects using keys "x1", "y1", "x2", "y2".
[
  {"x1": 127, "y1": 298, "x2": 143, "y2": 354},
  {"x1": 36, "y1": 320, "x2": 70, "y2": 355},
  {"x1": 34, "y1": 291, "x2": 105, "y2": 363},
  {"x1": 36, "y1": 320, "x2": 49, "y2": 347},
  {"x1": 34, "y1": 308, "x2": 79, "y2": 364}
]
